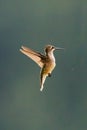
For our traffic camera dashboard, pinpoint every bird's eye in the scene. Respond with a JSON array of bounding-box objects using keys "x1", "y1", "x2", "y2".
[{"x1": 51, "y1": 46, "x2": 54, "y2": 49}]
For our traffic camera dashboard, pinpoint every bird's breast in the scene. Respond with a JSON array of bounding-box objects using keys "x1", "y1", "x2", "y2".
[{"x1": 42, "y1": 61, "x2": 56, "y2": 75}]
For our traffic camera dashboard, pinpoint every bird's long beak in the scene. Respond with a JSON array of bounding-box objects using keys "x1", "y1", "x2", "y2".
[{"x1": 55, "y1": 47, "x2": 64, "y2": 50}]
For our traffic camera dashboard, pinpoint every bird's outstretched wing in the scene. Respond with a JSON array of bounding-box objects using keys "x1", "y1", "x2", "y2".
[{"x1": 20, "y1": 46, "x2": 45, "y2": 68}]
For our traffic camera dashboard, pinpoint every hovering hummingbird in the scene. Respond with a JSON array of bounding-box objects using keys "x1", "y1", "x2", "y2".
[{"x1": 20, "y1": 45, "x2": 64, "y2": 91}]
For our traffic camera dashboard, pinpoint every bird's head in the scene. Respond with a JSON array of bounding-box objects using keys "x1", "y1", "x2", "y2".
[{"x1": 44, "y1": 45, "x2": 64, "y2": 53}]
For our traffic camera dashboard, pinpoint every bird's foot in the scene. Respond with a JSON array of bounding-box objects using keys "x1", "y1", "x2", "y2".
[{"x1": 48, "y1": 73, "x2": 51, "y2": 77}]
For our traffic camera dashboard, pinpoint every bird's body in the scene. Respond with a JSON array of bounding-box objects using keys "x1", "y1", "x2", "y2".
[
  {"x1": 40, "y1": 51, "x2": 56, "y2": 91},
  {"x1": 20, "y1": 45, "x2": 64, "y2": 91}
]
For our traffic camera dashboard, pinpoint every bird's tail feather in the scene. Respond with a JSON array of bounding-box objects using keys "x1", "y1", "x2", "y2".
[
  {"x1": 40, "y1": 74, "x2": 47, "y2": 91},
  {"x1": 40, "y1": 85, "x2": 44, "y2": 91}
]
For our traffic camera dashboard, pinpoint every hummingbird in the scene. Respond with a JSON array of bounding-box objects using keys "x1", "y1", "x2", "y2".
[{"x1": 20, "y1": 45, "x2": 64, "y2": 91}]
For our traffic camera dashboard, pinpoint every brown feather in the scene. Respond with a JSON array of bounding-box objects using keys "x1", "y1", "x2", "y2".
[{"x1": 20, "y1": 46, "x2": 45, "y2": 68}]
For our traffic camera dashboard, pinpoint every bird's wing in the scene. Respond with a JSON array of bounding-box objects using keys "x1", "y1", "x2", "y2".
[{"x1": 20, "y1": 46, "x2": 45, "y2": 68}]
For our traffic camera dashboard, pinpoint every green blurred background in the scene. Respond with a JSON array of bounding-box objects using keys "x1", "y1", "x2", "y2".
[{"x1": 0, "y1": 0, "x2": 87, "y2": 130}]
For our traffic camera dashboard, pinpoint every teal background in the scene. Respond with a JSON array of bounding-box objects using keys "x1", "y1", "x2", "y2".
[{"x1": 0, "y1": 0, "x2": 87, "y2": 130}]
